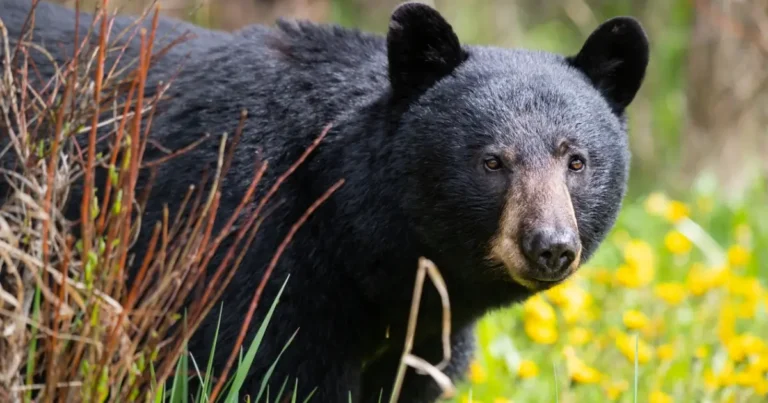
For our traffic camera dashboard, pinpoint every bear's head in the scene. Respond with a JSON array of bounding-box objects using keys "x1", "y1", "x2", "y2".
[{"x1": 388, "y1": 2, "x2": 649, "y2": 292}]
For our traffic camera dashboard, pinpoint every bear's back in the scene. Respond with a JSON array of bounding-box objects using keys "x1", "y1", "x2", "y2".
[{"x1": 145, "y1": 18, "x2": 394, "y2": 169}]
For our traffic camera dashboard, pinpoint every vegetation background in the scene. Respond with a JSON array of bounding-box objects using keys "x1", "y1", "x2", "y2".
[{"x1": 4, "y1": 0, "x2": 768, "y2": 401}]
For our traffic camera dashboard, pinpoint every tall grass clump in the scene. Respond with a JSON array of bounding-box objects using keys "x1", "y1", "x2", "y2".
[{"x1": 0, "y1": 1, "x2": 344, "y2": 401}]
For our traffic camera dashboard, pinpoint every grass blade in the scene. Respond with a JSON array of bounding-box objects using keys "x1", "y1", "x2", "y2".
[
  {"x1": 255, "y1": 328, "x2": 299, "y2": 402},
  {"x1": 223, "y1": 275, "x2": 291, "y2": 401}
]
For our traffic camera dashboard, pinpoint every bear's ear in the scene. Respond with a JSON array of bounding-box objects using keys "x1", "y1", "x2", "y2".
[
  {"x1": 567, "y1": 16, "x2": 649, "y2": 115},
  {"x1": 386, "y1": 2, "x2": 467, "y2": 98}
]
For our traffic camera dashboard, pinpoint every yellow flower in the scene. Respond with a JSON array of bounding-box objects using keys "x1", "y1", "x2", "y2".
[
  {"x1": 517, "y1": 360, "x2": 539, "y2": 379},
  {"x1": 522, "y1": 295, "x2": 556, "y2": 325},
  {"x1": 615, "y1": 332, "x2": 654, "y2": 364},
  {"x1": 718, "y1": 303, "x2": 737, "y2": 345},
  {"x1": 623, "y1": 310, "x2": 649, "y2": 331},
  {"x1": 562, "y1": 304, "x2": 593, "y2": 325},
  {"x1": 654, "y1": 283, "x2": 686, "y2": 305},
  {"x1": 735, "y1": 300, "x2": 757, "y2": 320},
  {"x1": 664, "y1": 200, "x2": 689, "y2": 223},
  {"x1": 726, "y1": 338, "x2": 746, "y2": 362},
  {"x1": 664, "y1": 230, "x2": 692, "y2": 255},
  {"x1": 727, "y1": 244, "x2": 751, "y2": 267},
  {"x1": 623, "y1": 239, "x2": 655, "y2": 270},
  {"x1": 649, "y1": 390, "x2": 673, "y2": 403},
  {"x1": 657, "y1": 344, "x2": 676, "y2": 361},
  {"x1": 644, "y1": 192, "x2": 669, "y2": 217},
  {"x1": 591, "y1": 268, "x2": 614, "y2": 285},
  {"x1": 695, "y1": 345, "x2": 709, "y2": 359},
  {"x1": 568, "y1": 327, "x2": 592, "y2": 346},
  {"x1": 615, "y1": 264, "x2": 650, "y2": 288},
  {"x1": 686, "y1": 263, "x2": 724, "y2": 296},
  {"x1": 727, "y1": 275, "x2": 763, "y2": 301},
  {"x1": 603, "y1": 380, "x2": 629, "y2": 400},
  {"x1": 755, "y1": 380, "x2": 768, "y2": 396},
  {"x1": 704, "y1": 369, "x2": 720, "y2": 390},
  {"x1": 563, "y1": 347, "x2": 602, "y2": 384},
  {"x1": 748, "y1": 354, "x2": 768, "y2": 373},
  {"x1": 641, "y1": 318, "x2": 666, "y2": 340},
  {"x1": 545, "y1": 282, "x2": 591, "y2": 310},
  {"x1": 734, "y1": 370, "x2": 762, "y2": 387},
  {"x1": 572, "y1": 365, "x2": 604, "y2": 384},
  {"x1": 735, "y1": 333, "x2": 765, "y2": 355},
  {"x1": 716, "y1": 360, "x2": 737, "y2": 386},
  {"x1": 461, "y1": 394, "x2": 482, "y2": 403},
  {"x1": 468, "y1": 360, "x2": 487, "y2": 384},
  {"x1": 493, "y1": 399, "x2": 513, "y2": 403},
  {"x1": 615, "y1": 240, "x2": 656, "y2": 288},
  {"x1": 524, "y1": 321, "x2": 558, "y2": 345}
]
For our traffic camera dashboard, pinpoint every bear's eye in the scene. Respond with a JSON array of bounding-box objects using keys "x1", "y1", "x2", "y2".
[
  {"x1": 568, "y1": 156, "x2": 586, "y2": 172},
  {"x1": 484, "y1": 157, "x2": 502, "y2": 171}
]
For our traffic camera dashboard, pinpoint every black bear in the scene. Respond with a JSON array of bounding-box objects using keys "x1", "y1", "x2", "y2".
[{"x1": 0, "y1": 0, "x2": 649, "y2": 401}]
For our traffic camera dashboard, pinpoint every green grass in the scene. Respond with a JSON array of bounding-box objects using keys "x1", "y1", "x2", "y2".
[{"x1": 158, "y1": 275, "x2": 322, "y2": 403}]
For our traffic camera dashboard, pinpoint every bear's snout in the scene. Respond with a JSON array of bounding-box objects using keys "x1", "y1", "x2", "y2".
[{"x1": 521, "y1": 227, "x2": 581, "y2": 281}]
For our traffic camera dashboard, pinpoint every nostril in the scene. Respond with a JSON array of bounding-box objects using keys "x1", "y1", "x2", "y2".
[
  {"x1": 558, "y1": 249, "x2": 576, "y2": 269},
  {"x1": 522, "y1": 229, "x2": 580, "y2": 273}
]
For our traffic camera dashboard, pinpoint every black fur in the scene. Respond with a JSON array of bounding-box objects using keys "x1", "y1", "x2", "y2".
[
  {"x1": 567, "y1": 16, "x2": 650, "y2": 115},
  {"x1": 0, "y1": 1, "x2": 649, "y2": 402}
]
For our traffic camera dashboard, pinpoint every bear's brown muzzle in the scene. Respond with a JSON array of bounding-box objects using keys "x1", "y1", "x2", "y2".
[{"x1": 488, "y1": 161, "x2": 583, "y2": 290}]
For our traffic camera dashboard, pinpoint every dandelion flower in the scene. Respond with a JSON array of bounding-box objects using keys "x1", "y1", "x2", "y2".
[
  {"x1": 727, "y1": 244, "x2": 751, "y2": 267},
  {"x1": 704, "y1": 368, "x2": 720, "y2": 390},
  {"x1": 461, "y1": 394, "x2": 482, "y2": 403},
  {"x1": 524, "y1": 321, "x2": 558, "y2": 345},
  {"x1": 695, "y1": 345, "x2": 709, "y2": 359},
  {"x1": 468, "y1": 360, "x2": 487, "y2": 384},
  {"x1": 735, "y1": 333, "x2": 765, "y2": 355},
  {"x1": 747, "y1": 354, "x2": 768, "y2": 373},
  {"x1": 522, "y1": 295, "x2": 556, "y2": 325},
  {"x1": 616, "y1": 240, "x2": 656, "y2": 288},
  {"x1": 664, "y1": 200, "x2": 689, "y2": 223},
  {"x1": 545, "y1": 282, "x2": 591, "y2": 311},
  {"x1": 615, "y1": 332, "x2": 654, "y2": 364},
  {"x1": 717, "y1": 304, "x2": 737, "y2": 345},
  {"x1": 686, "y1": 263, "x2": 723, "y2": 296},
  {"x1": 715, "y1": 359, "x2": 736, "y2": 386},
  {"x1": 568, "y1": 327, "x2": 592, "y2": 346},
  {"x1": 664, "y1": 230, "x2": 692, "y2": 255},
  {"x1": 603, "y1": 380, "x2": 629, "y2": 400},
  {"x1": 754, "y1": 380, "x2": 768, "y2": 396},
  {"x1": 517, "y1": 360, "x2": 539, "y2": 379},
  {"x1": 623, "y1": 309, "x2": 649, "y2": 330},
  {"x1": 727, "y1": 275, "x2": 763, "y2": 301},
  {"x1": 657, "y1": 344, "x2": 676, "y2": 361},
  {"x1": 644, "y1": 192, "x2": 669, "y2": 216},
  {"x1": 563, "y1": 347, "x2": 602, "y2": 384},
  {"x1": 654, "y1": 283, "x2": 686, "y2": 305},
  {"x1": 623, "y1": 239, "x2": 655, "y2": 271},
  {"x1": 649, "y1": 390, "x2": 673, "y2": 403},
  {"x1": 591, "y1": 268, "x2": 614, "y2": 285}
]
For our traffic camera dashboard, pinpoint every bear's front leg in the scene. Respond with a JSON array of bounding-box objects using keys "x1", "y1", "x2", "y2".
[{"x1": 359, "y1": 324, "x2": 476, "y2": 403}]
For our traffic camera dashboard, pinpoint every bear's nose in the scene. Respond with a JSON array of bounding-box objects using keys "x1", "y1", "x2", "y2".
[{"x1": 521, "y1": 228, "x2": 579, "y2": 278}]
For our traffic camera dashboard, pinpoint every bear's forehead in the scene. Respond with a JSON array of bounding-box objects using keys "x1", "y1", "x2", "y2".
[{"x1": 431, "y1": 48, "x2": 617, "y2": 126}]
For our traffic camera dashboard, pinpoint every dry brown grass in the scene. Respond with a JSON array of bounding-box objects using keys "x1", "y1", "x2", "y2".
[
  {"x1": 0, "y1": 1, "x2": 466, "y2": 402},
  {"x1": 0, "y1": 1, "x2": 344, "y2": 401}
]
